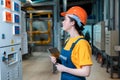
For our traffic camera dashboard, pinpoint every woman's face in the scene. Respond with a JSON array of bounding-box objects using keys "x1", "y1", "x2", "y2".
[{"x1": 62, "y1": 14, "x2": 74, "y2": 31}]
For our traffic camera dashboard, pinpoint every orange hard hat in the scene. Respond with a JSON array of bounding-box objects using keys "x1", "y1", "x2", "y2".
[{"x1": 61, "y1": 6, "x2": 87, "y2": 25}]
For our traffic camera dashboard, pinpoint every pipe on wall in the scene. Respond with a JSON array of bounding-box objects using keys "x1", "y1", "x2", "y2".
[{"x1": 27, "y1": 8, "x2": 52, "y2": 45}]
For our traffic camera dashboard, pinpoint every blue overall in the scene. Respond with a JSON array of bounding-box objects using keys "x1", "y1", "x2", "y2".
[{"x1": 59, "y1": 38, "x2": 86, "y2": 80}]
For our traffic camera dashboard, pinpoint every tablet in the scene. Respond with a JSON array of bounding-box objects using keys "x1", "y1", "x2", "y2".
[{"x1": 47, "y1": 48, "x2": 60, "y2": 58}]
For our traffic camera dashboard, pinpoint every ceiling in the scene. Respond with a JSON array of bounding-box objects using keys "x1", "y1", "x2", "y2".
[
  {"x1": 21, "y1": 0, "x2": 95, "y2": 16},
  {"x1": 60, "y1": 0, "x2": 94, "y2": 16}
]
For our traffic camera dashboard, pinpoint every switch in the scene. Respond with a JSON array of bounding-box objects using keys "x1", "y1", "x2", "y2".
[
  {"x1": 1, "y1": 0, "x2": 3, "y2": 5},
  {"x1": 2, "y1": 34, "x2": 5, "y2": 39},
  {"x1": 2, "y1": 51, "x2": 7, "y2": 62}
]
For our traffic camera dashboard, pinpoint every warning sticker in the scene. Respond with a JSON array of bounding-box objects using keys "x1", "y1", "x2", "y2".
[
  {"x1": 5, "y1": 0, "x2": 11, "y2": 9},
  {"x1": 5, "y1": 11, "x2": 12, "y2": 23}
]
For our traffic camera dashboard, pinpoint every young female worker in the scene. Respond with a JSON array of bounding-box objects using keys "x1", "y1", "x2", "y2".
[{"x1": 50, "y1": 6, "x2": 93, "y2": 80}]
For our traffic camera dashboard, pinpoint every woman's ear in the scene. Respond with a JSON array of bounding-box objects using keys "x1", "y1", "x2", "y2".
[{"x1": 71, "y1": 21, "x2": 75, "y2": 26}]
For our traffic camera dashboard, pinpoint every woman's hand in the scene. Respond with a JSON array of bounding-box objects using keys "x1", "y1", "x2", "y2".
[
  {"x1": 49, "y1": 55, "x2": 56, "y2": 64},
  {"x1": 55, "y1": 63, "x2": 68, "y2": 72}
]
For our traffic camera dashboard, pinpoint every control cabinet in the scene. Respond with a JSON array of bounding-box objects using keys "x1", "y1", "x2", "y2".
[
  {"x1": 0, "y1": 45, "x2": 22, "y2": 80},
  {"x1": 105, "y1": 29, "x2": 119, "y2": 56},
  {"x1": 93, "y1": 21, "x2": 105, "y2": 51},
  {"x1": 0, "y1": 0, "x2": 22, "y2": 80},
  {"x1": 21, "y1": 11, "x2": 28, "y2": 55}
]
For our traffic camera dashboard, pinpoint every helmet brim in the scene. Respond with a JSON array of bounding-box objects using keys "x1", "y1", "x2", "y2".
[{"x1": 61, "y1": 12, "x2": 66, "y2": 16}]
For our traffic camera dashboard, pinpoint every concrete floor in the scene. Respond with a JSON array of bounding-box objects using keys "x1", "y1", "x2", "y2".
[{"x1": 22, "y1": 52, "x2": 120, "y2": 80}]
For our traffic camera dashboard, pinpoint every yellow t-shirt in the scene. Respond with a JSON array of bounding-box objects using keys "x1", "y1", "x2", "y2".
[{"x1": 64, "y1": 36, "x2": 93, "y2": 69}]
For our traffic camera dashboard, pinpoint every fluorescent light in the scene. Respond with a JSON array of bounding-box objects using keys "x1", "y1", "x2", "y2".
[{"x1": 27, "y1": 0, "x2": 33, "y2": 3}]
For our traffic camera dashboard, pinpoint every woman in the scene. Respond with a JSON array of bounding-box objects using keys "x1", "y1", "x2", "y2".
[{"x1": 50, "y1": 6, "x2": 93, "y2": 80}]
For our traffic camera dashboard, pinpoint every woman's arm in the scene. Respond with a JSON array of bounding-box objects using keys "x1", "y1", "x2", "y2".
[{"x1": 56, "y1": 64, "x2": 91, "y2": 77}]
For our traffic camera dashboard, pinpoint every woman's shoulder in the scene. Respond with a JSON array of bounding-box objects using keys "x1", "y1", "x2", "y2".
[{"x1": 77, "y1": 38, "x2": 90, "y2": 46}]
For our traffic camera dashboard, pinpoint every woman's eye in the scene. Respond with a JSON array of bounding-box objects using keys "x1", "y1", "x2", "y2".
[{"x1": 61, "y1": 18, "x2": 65, "y2": 21}]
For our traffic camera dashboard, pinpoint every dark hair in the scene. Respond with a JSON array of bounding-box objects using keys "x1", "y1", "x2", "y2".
[{"x1": 68, "y1": 16, "x2": 84, "y2": 35}]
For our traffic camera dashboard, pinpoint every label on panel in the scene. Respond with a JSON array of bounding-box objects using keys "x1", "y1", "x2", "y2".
[
  {"x1": 5, "y1": 11, "x2": 12, "y2": 22},
  {"x1": 13, "y1": 26, "x2": 20, "y2": 35},
  {"x1": 14, "y1": 2, "x2": 19, "y2": 12},
  {"x1": 14, "y1": 14, "x2": 19, "y2": 23},
  {"x1": 5, "y1": 0, "x2": 11, "y2": 9}
]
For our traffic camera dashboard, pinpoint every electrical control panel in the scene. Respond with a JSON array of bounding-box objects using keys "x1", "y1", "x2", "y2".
[
  {"x1": 93, "y1": 21, "x2": 105, "y2": 51},
  {"x1": 21, "y1": 11, "x2": 28, "y2": 55},
  {"x1": 105, "y1": 29, "x2": 119, "y2": 56},
  {"x1": 0, "y1": 0, "x2": 22, "y2": 80},
  {"x1": 0, "y1": 0, "x2": 21, "y2": 47},
  {"x1": 0, "y1": 45, "x2": 22, "y2": 80}
]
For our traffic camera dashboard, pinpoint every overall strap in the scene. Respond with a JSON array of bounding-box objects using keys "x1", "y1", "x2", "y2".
[
  {"x1": 63, "y1": 38, "x2": 70, "y2": 47},
  {"x1": 70, "y1": 38, "x2": 84, "y2": 50}
]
